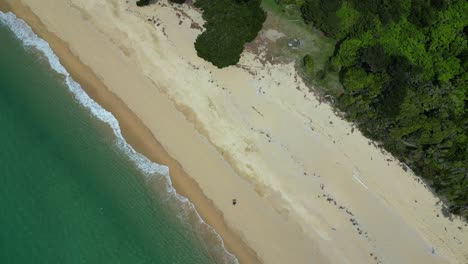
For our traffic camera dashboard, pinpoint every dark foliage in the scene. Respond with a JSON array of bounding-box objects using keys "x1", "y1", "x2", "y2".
[
  {"x1": 194, "y1": 0, "x2": 266, "y2": 68},
  {"x1": 136, "y1": 0, "x2": 150, "y2": 7},
  {"x1": 361, "y1": 45, "x2": 390, "y2": 73},
  {"x1": 300, "y1": 0, "x2": 468, "y2": 218},
  {"x1": 409, "y1": 0, "x2": 436, "y2": 27},
  {"x1": 301, "y1": 0, "x2": 342, "y2": 38}
]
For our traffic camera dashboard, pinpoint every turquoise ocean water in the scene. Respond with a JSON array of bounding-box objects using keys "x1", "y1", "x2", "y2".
[{"x1": 0, "y1": 12, "x2": 235, "y2": 264}]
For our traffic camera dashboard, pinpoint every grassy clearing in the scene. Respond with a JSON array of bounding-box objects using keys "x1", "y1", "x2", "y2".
[{"x1": 260, "y1": 0, "x2": 343, "y2": 96}]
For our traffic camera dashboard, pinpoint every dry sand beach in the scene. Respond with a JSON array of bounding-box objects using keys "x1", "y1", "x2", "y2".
[{"x1": 2, "y1": 0, "x2": 467, "y2": 263}]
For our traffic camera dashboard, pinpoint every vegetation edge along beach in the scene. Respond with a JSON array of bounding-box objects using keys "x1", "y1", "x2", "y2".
[
  {"x1": 280, "y1": 0, "x2": 467, "y2": 219},
  {"x1": 140, "y1": 0, "x2": 468, "y2": 220}
]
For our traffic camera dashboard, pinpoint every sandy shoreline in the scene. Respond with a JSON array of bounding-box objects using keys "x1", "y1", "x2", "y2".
[
  {"x1": 3, "y1": 0, "x2": 468, "y2": 263},
  {"x1": 0, "y1": 1, "x2": 259, "y2": 263}
]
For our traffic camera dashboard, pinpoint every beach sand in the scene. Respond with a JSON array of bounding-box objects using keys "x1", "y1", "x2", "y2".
[
  {"x1": 3, "y1": 0, "x2": 467, "y2": 263},
  {"x1": 0, "y1": 2, "x2": 260, "y2": 264}
]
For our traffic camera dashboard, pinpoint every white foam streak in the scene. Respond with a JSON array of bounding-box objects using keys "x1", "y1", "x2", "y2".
[
  {"x1": 0, "y1": 11, "x2": 238, "y2": 264},
  {"x1": 0, "y1": 12, "x2": 166, "y2": 176}
]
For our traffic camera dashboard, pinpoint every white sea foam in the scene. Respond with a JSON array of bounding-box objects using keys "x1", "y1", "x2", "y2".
[{"x1": 0, "y1": 11, "x2": 238, "y2": 264}]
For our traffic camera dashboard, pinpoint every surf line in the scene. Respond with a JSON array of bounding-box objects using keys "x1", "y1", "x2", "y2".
[{"x1": 0, "y1": 11, "x2": 239, "y2": 264}]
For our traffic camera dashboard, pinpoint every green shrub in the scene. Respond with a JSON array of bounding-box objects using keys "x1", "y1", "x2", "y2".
[
  {"x1": 136, "y1": 0, "x2": 150, "y2": 6},
  {"x1": 303, "y1": 54, "x2": 314, "y2": 74},
  {"x1": 194, "y1": 0, "x2": 266, "y2": 68},
  {"x1": 324, "y1": 60, "x2": 338, "y2": 72},
  {"x1": 316, "y1": 69, "x2": 327, "y2": 80},
  {"x1": 276, "y1": 0, "x2": 304, "y2": 5}
]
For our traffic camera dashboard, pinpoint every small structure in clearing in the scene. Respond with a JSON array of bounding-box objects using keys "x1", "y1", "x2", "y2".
[{"x1": 288, "y1": 38, "x2": 303, "y2": 49}]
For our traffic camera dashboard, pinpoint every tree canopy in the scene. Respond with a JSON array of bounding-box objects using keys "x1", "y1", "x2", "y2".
[
  {"x1": 194, "y1": 0, "x2": 266, "y2": 68},
  {"x1": 299, "y1": 0, "x2": 468, "y2": 218},
  {"x1": 136, "y1": 0, "x2": 150, "y2": 6}
]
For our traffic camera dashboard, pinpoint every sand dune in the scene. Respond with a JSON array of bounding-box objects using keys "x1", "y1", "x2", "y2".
[{"x1": 6, "y1": 0, "x2": 467, "y2": 263}]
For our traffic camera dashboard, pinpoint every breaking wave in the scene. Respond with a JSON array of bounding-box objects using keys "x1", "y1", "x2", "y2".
[{"x1": 0, "y1": 11, "x2": 238, "y2": 264}]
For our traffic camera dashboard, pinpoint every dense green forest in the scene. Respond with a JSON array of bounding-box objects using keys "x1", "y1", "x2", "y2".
[
  {"x1": 296, "y1": 0, "x2": 467, "y2": 218},
  {"x1": 194, "y1": 0, "x2": 266, "y2": 68}
]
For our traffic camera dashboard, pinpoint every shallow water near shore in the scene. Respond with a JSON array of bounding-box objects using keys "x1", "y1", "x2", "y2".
[{"x1": 0, "y1": 12, "x2": 236, "y2": 264}]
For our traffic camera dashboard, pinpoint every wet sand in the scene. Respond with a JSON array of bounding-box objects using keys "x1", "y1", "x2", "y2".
[
  {"x1": 4, "y1": 0, "x2": 467, "y2": 263},
  {"x1": 0, "y1": 1, "x2": 260, "y2": 263}
]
